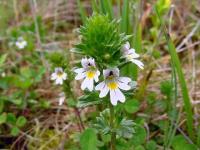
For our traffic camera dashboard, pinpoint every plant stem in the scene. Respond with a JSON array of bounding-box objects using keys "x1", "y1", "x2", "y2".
[
  {"x1": 154, "y1": 6, "x2": 194, "y2": 139},
  {"x1": 109, "y1": 103, "x2": 116, "y2": 150}
]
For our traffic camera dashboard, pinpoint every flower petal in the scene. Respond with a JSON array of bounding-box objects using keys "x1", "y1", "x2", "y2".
[
  {"x1": 74, "y1": 68, "x2": 85, "y2": 74},
  {"x1": 87, "y1": 79, "x2": 94, "y2": 91},
  {"x1": 75, "y1": 73, "x2": 85, "y2": 80},
  {"x1": 118, "y1": 77, "x2": 131, "y2": 83},
  {"x1": 81, "y1": 78, "x2": 94, "y2": 91},
  {"x1": 94, "y1": 70, "x2": 100, "y2": 82},
  {"x1": 81, "y1": 58, "x2": 88, "y2": 68},
  {"x1": 110, "y1": 90, "x2": 118, "y2": 106},
  {"x1": 103, "y1": 68, "x2": 120, "y2": 78},
  {"x1": 95, "y1": 81, "x2": 105, "y2": 91},
  {"x1": 59, "y1": 97, "x2": 65, "y2": 105},
  {"x1": 115, "y1": 89, "x2": 125, "y2": 103},
  {"x1": 56, "y1": 78, "x2": 63, "y2": 85},
  {"x1": 62, "y1": 73, "x2": 67, "y2": 80},
  {"x1": 128, "y1": 49, "x2": 140, "y2": 58},
  {"x1": 88, "y1": 58, "x2": 95, "y2": 66},
  {"x1": 118, "y1": 82, "x2": 131, "y2": 91},
  {"x1": 55, "y1": 67, "x2": 63, "y2": 72},
  {"x1": 122, "y1": 42, "x2": 130, "y2": 51},
  {"x1": 51, "y1": 73, "x2": 57, "y2": 80},
  {"x1": 131, "y1": 59, "x2": 144, "y2": 69},
  {"x1": 99, "y1": 85, "x2": 109, "y2": 98}
]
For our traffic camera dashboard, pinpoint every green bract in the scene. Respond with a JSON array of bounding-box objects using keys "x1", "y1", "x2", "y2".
[{"x1": 74, "y1": 14, "x2": 131, "y2": 66}]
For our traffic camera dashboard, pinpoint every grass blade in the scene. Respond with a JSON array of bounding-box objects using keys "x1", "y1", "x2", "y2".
[
  {"x1": 91, "y1": 0, "x2": 99, "y2": 13},
  {"x1": 132, "y1": 23, "x2": 142, "y2": 80},
  {"x1": 120, "y1": 0, "x2": 129, "y2": 33},
  {"x1": 154, "y1": 6, "x2": 194, "y2": 139},
  {"x1": 76, "y1": 0, "x2": 87, "y2": 24},
  {"x1": 99, "y1": 0, "x2": 113, "y2": 20}
]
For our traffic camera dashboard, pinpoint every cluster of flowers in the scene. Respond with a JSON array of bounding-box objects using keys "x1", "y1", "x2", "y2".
[{"x1": 51, "y1": 42, "x2": 144, "y2": 106}]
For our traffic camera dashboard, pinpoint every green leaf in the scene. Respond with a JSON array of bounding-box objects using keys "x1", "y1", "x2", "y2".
[
  {"x1": 0, "y1": 54, "x2": 7, "y2": 66},
  {"x1": 130, "y1": 126, "x2": 146, "y2": 146},
  {"x1": 117, "y1": 118, "x2": 135, "y2": 138},
  {"x1": 94, "y1": 109, "x2": 110, "y2": 135},
  {"x1": 135, "y1": 145, "x2": 145, "y2": 150},
  {"x1": 76, "y1": 0, "x2": 87, "y2": 24},
  {"x1": 34, "y1": 66, "x2": 46, "y2": 82},
  {"x1": 11, "y1": 99, "x2": 22, "y2": 106},
  {"x1": 0, "y1": 100, "x2": 4, "y2": 113},
  {"x1": 0, "y1": 113, "x2": 7, "y2": 124},
  {"x1": 160, "y1": 80, "x2": 173, "y2": 96},
  {"x1": 7, "y1": 113, "x2": 17, "y2": 125},
  {"x1": 121, "y1": 0, "x2": 129, "y2": 33},
  {"x1": 67, "y1": 98, "x2": 76, "y2": 107},
  {"x1": 77, "y1": 92, "x2": 102, "y2": 108},
  {"x1": 172, "y1": 135, "x2": 197, "y2": 150},
  {"x1": 124, "y1": 99, "x2": 140, "y2": 114},
  {"x1": 11, "y1": 126, "x2": 20, "y2": 136},
  {"x1": 155, "y1": 6, "x2": 194, "y2": 139},
  {"x1": 16, "y1": 116, "x2": 27, "y2": 127},
  {"x1": 80, "y1": 128, "x2": 98, "y2": 150},
  {"x1": 146, "y1": 140, "x2": 157, "y2": 150},
  {"x1": 39, "y1": 100, "x2": 50, "y2": 109}
]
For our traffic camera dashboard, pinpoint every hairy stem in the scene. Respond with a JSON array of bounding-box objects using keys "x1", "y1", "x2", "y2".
[{"x1": 110, "y1": 103, "x2": 116, "y2": 150}]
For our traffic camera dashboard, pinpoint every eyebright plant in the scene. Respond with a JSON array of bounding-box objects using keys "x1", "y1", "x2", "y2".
[
  {"x1": 51, "y1": 67, "x2": 67, "y2": 85},
  {"x1": 15, "y1": 37, "x2": 27, "y2": 49},
  {"x1": 50, "y1": 14, "x2": 144, "y2": 149}
]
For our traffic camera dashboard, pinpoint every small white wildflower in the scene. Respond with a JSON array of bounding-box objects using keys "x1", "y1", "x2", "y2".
[
  {"x1": 15, "y1": 37, "x2": 27, "y2": 49},
  {"x1": 74, "y1": 57, "x2": 100, "y2": 91},
  {"x1": 1, "y1": 72, "x2": 6, "y2": 77},
  {"x1": 58, "y1": 92, "x2": 65, "y2": 106},
  {"x1": 121, "y1": 42, "x2": 144, "y2": 69},
  {"x1": 95, "y1": 68, "x2": 131, "y2": 106},
  {"x1": 51, "y1": 67, "x2": 67, "y2": 85}
]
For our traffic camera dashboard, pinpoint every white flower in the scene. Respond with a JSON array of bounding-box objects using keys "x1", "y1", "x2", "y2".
[
  {"x1": 121, "y1": 42, "x2": 144, "y2": 69},
  {"x1": 58, "y1": 92, "x2": 65, "y2": 106},
  {"x1": 74, "y1": 57, "x2": 100, "y2": 91},
  {"x1": 51, "y1": 67, "x2": 67, "y2": 85},
  {"x1": 15, "y1": 37, "x2": 27, "y2": 49},
  {"x1": 95, "y1": 68, "x2": 131, "y2": 106},
  {"x1": 1, "y1": 72, "x2": 6, "y2": 77}
]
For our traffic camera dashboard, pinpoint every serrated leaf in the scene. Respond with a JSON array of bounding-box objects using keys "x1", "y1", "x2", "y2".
[
  {"x1": 124, "y1": 99, "x2": 140, "y2": 114},
  {"x1": 80, "y1": 128, "x2": 98, "y2": 150},
  {"x1": 77, "y1": 92, "x2": 102, "y2": 108},
  {"x1": 16, "y1": 116, "x2": 27, "y2": 127},
  {"x1": 135, "y1": 145, "x2": 145, "y2": 150},
  {"x1": 0, "y1": 113, "x2": 7, "y2": 124},
  {"x1": 172, "y1": 135, "x2": 197, "y2": 150},
  {"x1": 7, "y1": 113, "x2": 17, "y2": 125},
  {"x1": 146, "y1": 140, "x2": 157, "y2": 150},
  {"x1": 0, "y1": 54, "x2": 7, "y2": 66},
  {"x1": 11, "y1": 126, "x2": 20, "y2": 136},
  {"x1": 11, "y1": 99, "x2": 22, "y2": 105},
  {"x1": 0, "y1": 100, "x2": 4, "y2": 113},
  {"x1": 117, "y1": 118, "x2": 135, "y2": 139},
  {"x1": 130, "y1": 126, "x2": 146, "y2": 146},
  {"x1": 93, "y1": 109, "x2": 110, "y2": 135},
  {"x1": 160, "y1": 80, "x2": 173, "y2": 96}
]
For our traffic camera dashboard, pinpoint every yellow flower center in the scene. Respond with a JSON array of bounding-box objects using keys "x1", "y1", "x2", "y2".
[
  {"x1": 107, "y1": 82, "x2": 118, "y2": 90},
  {"x1": 86, "y1": 71, "x2": 95, "y2": 79},
  {"x1": 127, "y1": 54, "x2": 133, "y2": 60},
  {"x1": 57, "y1": 72, "x2": 63, "y2": 77}
]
